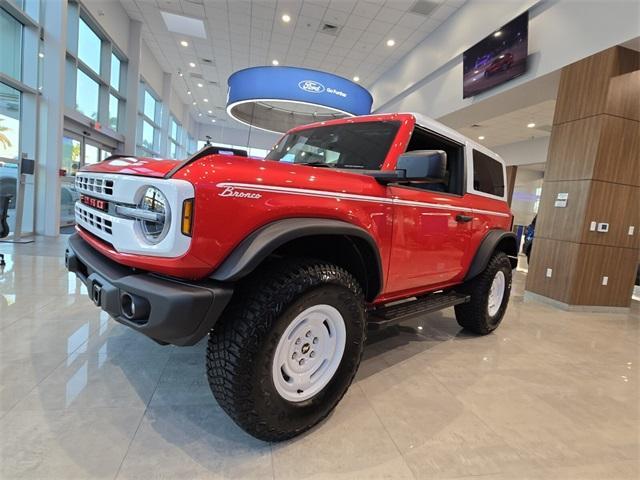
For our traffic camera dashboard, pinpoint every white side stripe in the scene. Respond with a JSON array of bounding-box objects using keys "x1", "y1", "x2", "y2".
[{"x1": 216, "y1": 182, "x2": 511, "y2": 218}]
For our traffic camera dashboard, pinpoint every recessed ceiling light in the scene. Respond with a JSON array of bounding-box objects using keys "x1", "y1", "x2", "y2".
[
  {"x1": 198, "y1": 113, "x2": 202, "y2": 116},
  {"x1": 353, "y1": 76, "x2": 360, "y2": 82},
  {"x1": 272, "y1": 59, "x2": 279, "y2": 66},
  {"x1": 386, "y1": 39, "x2": 395, "y2": 47},
  {"x1": 180, "y1": 40, "x2": 189, "y2": 47},
  {"x1": 208, "y1": 110, "x2": 212, "y2": 114},
  {"x1": 38, "y1": 52, "x2": 44, "y2": 58},
  {"x1": 189, "y1": 62, "x2": 196, "y2": 68},
  {"x1": 178, "y1": 71, "x2": 183, "y2": 77},
  {"x1": 493, "y1": 31, "x2": 502, "y2": 37},
  {"x1": 192, "y1": 101, "x2": 196, "y2": 105},
  {"x1": 478, "y1": 135, "x2": 485, "y2": 140},
  {"x1": 187, "y1": 90, "x2": 191, "y2": 95},
  {"x1": 197, "y1": 82, "x2": 203, "y2": 88},
  {"x1": 527, "y1": 122, "x2": 536, "y2": 128},
  {"x1": 203, "y1": 98, "x2": 208, "y2": 102},
  {"x1": 281, "y1": 13, "x2": 291, "y2": 23},
  {"x1": 211, "y1": 119, "x2": 216, "y2": 123}
]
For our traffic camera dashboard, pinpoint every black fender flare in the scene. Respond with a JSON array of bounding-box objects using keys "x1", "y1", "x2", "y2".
[
  {"x1": 210, "y1": 218, "x2": 384, "y2": 298},
  {"x1": 464, "y1": 230, "x2": 518, "y2": 282}
]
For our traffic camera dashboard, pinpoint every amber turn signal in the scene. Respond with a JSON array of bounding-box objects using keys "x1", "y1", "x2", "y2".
[{"x1": 181, "y1": 199, "x2": 194, "y2": 236}]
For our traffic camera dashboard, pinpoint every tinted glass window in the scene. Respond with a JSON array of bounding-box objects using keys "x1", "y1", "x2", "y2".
[
  {"x1": 76, "y1": 69, "x2": 99, "y2": 120},
  {"x1": 78, "y1": 18, "x2": 101, "y2": 74},
  {"x1": 142, "y1": 119, "x2": 154, "y2": 150},
  {"x1": 266, "y1": 121, "x2": 400, "y2": 170},
  {"x1": 109, "y1": 94, "x2": 118, "y2": 130},
  {"x1": 143, "y1": 90, "x2": 157, "y2": 121},
  {"x1": 473, "y1": 149, "x2": 504, "y2": 197},
  {"x1": 0, "y1": 9, "x2": 22, "y2": 80},
  {"x1": 110, "y1": 53, "x2": 121, "y2": 90}
]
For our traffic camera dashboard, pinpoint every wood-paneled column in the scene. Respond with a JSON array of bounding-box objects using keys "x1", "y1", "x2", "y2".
[{"x1": 525, "y1": 46, "x2": 639, "y2": 311}]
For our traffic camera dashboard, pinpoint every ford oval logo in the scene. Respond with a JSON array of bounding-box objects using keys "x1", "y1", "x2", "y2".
[{"x1": 298, "y1": 80, "x2": 325, "y2": 93}]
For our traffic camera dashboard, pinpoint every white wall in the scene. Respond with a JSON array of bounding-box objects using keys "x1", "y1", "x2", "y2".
[
  {"x1": 371, "y1": 0, "x2": 640, "y2": 119},
  {"x1": 493, "y1": 136, "x2": 550, "y2": 166}
]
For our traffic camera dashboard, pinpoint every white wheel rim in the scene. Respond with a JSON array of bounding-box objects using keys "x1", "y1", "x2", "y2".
[
  {"x1": 272, "y1": 304, "x2": 346, "y2": 402},
  {"x1": 488, "y1": 270, "x2": 506, "y2": 317}
]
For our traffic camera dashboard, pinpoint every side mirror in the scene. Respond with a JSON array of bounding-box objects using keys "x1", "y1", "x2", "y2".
[{"x1": 396, "y1": 150, "x2": 447, "y2": 181}]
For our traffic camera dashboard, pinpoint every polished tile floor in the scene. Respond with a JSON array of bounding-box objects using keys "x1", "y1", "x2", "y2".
[{"x1": 1, "y1": 237, "x2": 638, "y2": 479}]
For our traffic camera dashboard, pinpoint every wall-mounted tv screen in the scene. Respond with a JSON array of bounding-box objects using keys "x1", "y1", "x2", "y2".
[{"x1": 463, "y1": 11, "x2": 529, "y2": 98}]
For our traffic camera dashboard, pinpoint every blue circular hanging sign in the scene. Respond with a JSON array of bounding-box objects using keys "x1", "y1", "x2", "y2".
[{"x1": 226, "y1": 66, "x2": 373, "y2": 133}]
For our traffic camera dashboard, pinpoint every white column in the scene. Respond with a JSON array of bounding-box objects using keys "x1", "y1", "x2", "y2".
[
  {"x1": 35, "y1": 0, "x2": 68, "y2": 236},
  {"x1": 159, "y1": 72, "x2": 172, "y2": 157},
  {"x1": 123, "y1": 20, "x2": 142, "y2": 155}
]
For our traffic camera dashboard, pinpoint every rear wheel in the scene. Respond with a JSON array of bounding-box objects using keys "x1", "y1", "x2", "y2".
[
  {"x1": 206, "y1": 258, "x2": 365, "y2": 441},
  {"x1": 455, "y1": 251, "x2": 512, "y2": 335}
]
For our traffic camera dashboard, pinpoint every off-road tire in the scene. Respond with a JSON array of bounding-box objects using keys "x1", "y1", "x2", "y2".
[
  {"x1": 206, "y1": 258, "x2": 366, "y2": 442},
  {"x1": 454, "y1": 251, "x2": 512, "y2": 335}
]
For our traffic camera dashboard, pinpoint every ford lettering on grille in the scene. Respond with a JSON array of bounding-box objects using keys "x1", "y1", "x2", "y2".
[{"x1": 80, "y1": 194, "x2": 108, "y2": 212}]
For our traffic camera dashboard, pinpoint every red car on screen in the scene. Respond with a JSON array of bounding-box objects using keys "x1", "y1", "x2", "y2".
[{"x1": 484, "y1": 52, "x2": 514, "y2": 77}]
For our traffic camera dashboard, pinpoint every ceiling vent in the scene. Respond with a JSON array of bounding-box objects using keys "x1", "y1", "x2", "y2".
[
  {"x1": 319, "y1": 23, "x2": 342, "y2": 36},
  {"x1": 208, "y1": 80, "x2": 218, "y2": 86},
  {"x1": 409, "y1": 0, "x2": 439, "y2": 17},
  {"x1": 200, "y1": 58, "x2": 214, "y2": 64}
]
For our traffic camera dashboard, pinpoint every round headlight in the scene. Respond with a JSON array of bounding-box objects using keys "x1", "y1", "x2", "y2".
[{"x1": 138, "y1": 187, "x2": 170, "y2": 244}]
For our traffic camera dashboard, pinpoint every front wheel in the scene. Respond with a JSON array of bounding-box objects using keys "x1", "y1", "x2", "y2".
[
  {"x1": 206, "y1": 259, "x2": 366, "y2": 441},
  {"x1": 455, "y1": 251, "x2": 512, "y2": 335}
]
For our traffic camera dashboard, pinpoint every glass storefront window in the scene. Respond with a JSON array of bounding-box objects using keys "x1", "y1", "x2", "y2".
[
  {"x1": 109, "y1": 94, "x2": 118, "y2": 130},
  {"x1": 61, "y1": 136, "x2": 81, "y2": 176},
  {"x1": 78, "y1": 18, "x2": 101, "y2": 74},
  {"x1": 100, "y1": 149, "x2": 111, "y2": 161},
  {"x1": 0, "y1": 83, "x2": 21, "y2": 161},
  {"x1": 76, "y1": 69, "x2": 99, "y2": 120},
  {"x1": 110, "y1": 53, "x2": 120, "y2": 91},
  {"x1": 0, "y1": 9, "x2": 23, "y2": 80},
  {"x1": 84, "y1": 144, "x2": 99, "y2": 165},
  {"x1": 142, "y1": 120, "x2": 154, "y2": 150},
  {"x1": 143, "y1": 90, "x2": 158, "y2": 122}
]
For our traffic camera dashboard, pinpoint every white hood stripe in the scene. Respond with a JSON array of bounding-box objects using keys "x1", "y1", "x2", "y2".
[{"x1": 216, "y1": 182, "x2": 510, "y2": 218}]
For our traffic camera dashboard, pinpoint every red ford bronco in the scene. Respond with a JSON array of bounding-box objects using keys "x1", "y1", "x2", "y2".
[{"x1": 66, "y1": 112, "x2": 517, "y2": 441}]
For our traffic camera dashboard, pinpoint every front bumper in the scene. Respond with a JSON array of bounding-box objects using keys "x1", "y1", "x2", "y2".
[{"x1": 65, "y1": 233, "x2": 233, "y2": 346}]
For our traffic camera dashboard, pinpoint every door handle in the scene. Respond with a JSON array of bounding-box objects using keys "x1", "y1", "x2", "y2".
[{"x1": 455, "y1": 214, "x2": 473, "y2": 223}]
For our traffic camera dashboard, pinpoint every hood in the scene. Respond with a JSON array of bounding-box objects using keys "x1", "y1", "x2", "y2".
[{"x1": 80, "y1": 155, "x2": 182, "y2": 178}]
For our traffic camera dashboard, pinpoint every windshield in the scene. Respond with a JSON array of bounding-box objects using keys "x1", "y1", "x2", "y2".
[{"x1": 265, "y1": 121, "x2": 401, "y2": 170}]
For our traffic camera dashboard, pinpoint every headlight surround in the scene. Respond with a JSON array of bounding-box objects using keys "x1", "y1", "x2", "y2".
[{"x1": 138, "y1": 186, "x2": 171, "y2": 244}]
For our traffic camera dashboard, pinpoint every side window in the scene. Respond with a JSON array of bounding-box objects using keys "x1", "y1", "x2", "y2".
[
  {"x1": 472, "y1": 150, "x2": 505, "y2": 197},
  {"x1": 404, "y1": 127, "x2": 464, "y2": 195}
]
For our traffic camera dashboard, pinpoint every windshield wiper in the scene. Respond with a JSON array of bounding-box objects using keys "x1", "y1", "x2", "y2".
[{"x1": 298, "y1": 161, "x2": 334, "y2": 168}]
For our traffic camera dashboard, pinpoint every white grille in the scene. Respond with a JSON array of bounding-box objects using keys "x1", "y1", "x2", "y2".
[
  {"x1": 76, "y1": 175, "x2": 114, "y2": 197},
  {"x1": 75, "y1": 203, "x2": 113, "y2": 237}
]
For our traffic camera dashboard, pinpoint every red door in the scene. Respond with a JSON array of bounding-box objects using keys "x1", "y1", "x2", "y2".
[{"x1": 385, "y1": 186, "x2": 473, "y2": 296}]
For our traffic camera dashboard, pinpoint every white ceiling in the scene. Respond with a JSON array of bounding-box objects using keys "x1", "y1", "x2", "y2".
[
  {"x1": 457, "y1": 99, "x2": 556, "y2": 148},
  {"x1": 118, "y1": 0, "x2": 468, "y2": 124}
]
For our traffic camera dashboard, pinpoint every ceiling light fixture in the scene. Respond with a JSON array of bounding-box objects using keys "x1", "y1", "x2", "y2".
[
  {"x1": 178, "y1": 71, "x2": 183, "y2": 77},
  {"x1": 493, "y1": 31, "x2": 502, "y2": 37},
  {"x1": 353, "y1": 76, "x2": 360, "y2": 82},
  {"x1": 198, "y1": 113, "x2": 202, "y2": 116},
  {"x1": 189, "y1": 62, "x2": 196, "y2": 68},
  {"x1": 197, "y1": 82, "x2": 203, "y2": 87},
  {"x1": 192, "y1": 101, "x2": 196, "y2": 105},
  {"x1": 187, "y1": 90, "x2": 191, "y2": 95},
  {"x1": 211, "y1": 119, "x2": 216, "y2": 123},
  {"x1": 282, "y1": 14, "x2": 291, "y2": 23},
  {"x1": 272, "y1": 59, "x2": 279, "y2": 65},
  {"x1": 386, "y1": 39, "x2": 395, "y2": 47},
  {"x1": 180, "y1": 40, "x2": 189, "y2": 47},
  {"x1": 208, "y1": 110, "x2": 212, "y2": 114},
  {"x1": 527, "y1": 122, "x2": 536, "y2": 128},
  {"x1": 203, "y1": 98, "x2": 209, "y2": 102},
  {"x1": 478, "y1": 135, "x2": 485, "y2": 140},
  {"x1": 38, "y1": 52, "x2": 44, "y2": 58}
]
